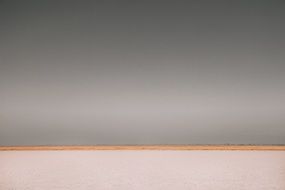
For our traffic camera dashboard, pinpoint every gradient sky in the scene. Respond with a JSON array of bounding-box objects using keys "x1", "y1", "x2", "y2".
[{"x1": 0, "y1": 0, "x2": 285, "y2": 145}]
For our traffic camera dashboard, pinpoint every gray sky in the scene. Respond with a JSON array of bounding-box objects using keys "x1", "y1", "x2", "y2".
[{"x1": 0, "y1": 0, "x2": 285, "y2": 145}]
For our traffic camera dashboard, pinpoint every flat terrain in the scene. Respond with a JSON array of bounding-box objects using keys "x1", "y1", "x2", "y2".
[{"x1": 1, "y1": 150, "x2": 285, "y2": 190}]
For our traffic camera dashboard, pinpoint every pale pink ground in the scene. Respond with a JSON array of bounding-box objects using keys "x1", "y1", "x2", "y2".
[{"x1": 0, "y1": 151, "x2": 285, "y2": 190}]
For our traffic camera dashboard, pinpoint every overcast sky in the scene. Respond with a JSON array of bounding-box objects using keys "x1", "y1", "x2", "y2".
[{"x1": 0, "y1": 0, "x2": 285, "y2": 145}]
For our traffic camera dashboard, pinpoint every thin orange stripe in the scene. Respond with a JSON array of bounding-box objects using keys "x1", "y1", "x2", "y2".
[{"x1": 0, "y1": 145, "x2": 285, "y2": 151}]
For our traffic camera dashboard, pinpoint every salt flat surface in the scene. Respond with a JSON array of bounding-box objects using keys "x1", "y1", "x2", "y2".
[{"x1": 0, "y1": 151, "x2": 285, "y2": 190}]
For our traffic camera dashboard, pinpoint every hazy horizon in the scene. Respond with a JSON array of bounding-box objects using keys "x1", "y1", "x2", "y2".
[{"x1": 0, "y1": 0, "x2": 285, "y2": 145}]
